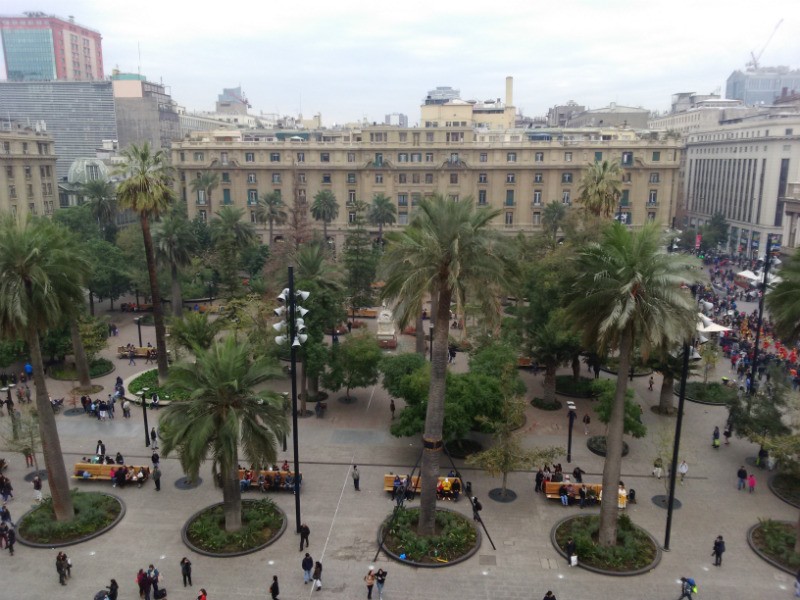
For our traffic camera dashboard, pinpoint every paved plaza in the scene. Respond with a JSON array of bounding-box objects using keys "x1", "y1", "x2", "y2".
[{"x1": 1, "y1": 298, "x2": 797, "y2": 600}]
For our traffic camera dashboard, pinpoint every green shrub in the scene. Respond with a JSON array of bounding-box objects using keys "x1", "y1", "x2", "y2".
[
  {"x1": 554, "y1": 514, "x2": 656, "y2": 571},
  {"x1": 754, "y1": 519, "x2": 800, "y2": 569},
  {"x1": 555, "y1": 376, "x2": 596, "y2": 397},
  {"x1": 683, "y1": 382, "x2": 737, "y2": 405},
  {"x1": 50, "y1": 358, "x2": 114, "y2": 380},
  {"x1": 186, "y1": 499, "x2": 284, "y2": 553},
  {"x1": 383, "y1": 507, "x2": 477, "y2": 563},
  {"x1": 772, "y1": 473, "x2": 800, "y2": 507},
  {"x1": 531, "y1": 397, "x2": 562, "y2": 411},
  {"x1": 18, "y1": 490, "x2": 121, "y2": 543},
  {"x1": 128, "y1": 369, "x2": 190, "y2": 402}
]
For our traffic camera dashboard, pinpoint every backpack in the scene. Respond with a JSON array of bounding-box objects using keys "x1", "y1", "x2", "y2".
[{"x1": 686, "y1": 578, "x2": 697, "y2": 593}]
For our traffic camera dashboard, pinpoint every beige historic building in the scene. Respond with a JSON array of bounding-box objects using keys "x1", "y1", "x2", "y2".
[
  {"x1": 172, "y1": 125, "x2": 682, "y2": 246},
  {"x1": 0, "y1": 124, "x2": 57, "y2": 216}
]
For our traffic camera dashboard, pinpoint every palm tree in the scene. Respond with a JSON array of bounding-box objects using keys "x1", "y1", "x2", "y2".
[
  {"x1": 211, "y1": 205, "x2": 257, "y2": 251},
  {"x1": 154, "y1": 212, "x2": 195, "y2": 318},
  {"x1": 578, "y1": 160, "x2": 623, "y2": 218},
  {"x1": 380, "y1": 194, "x2": 511, "y2": 535},
  {"x1": 767, "y1": 254, "x2": 800, "y2": 342},
  {"x1": 0, "y1": 214, "x2": 91, "y2": 521},
  {"x1": 529, "y1": 317, "x2": 580, "y2": 405},
  {"x1": 310, "y1": 190, "x2": 339, "y2": 242},
  {"x1": 169, "y1": 311, "x2": 226, "y2": 353},
  {"x1": 565, "y1": 222, "x2": 698, "y2": 546},
  {"x1": 115, "y1": 141, "x2": 174, "y2": 382},
  {"x1": 189, "y1": 171, "x2": 220, "y2": 214},
  {"x1": 256, "y1": 191, "x2": 287, "y2": 247},
  {"x1": 160, "y1": 336, "x2": 288, "y2": 532},
  {"x1": 367, "y1": 193, "x2": 396, "y2": 245},
  {"x1": 80, "y1": 179, "x2": 117, "y2": 227},
  {"x1": 542, "y1": 200, "x2": 567, "y2": 243}
]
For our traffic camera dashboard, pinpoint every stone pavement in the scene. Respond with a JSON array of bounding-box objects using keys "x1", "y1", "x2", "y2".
[{"x1": 0, "y1": 297, "x2": 797, "y2": 600}]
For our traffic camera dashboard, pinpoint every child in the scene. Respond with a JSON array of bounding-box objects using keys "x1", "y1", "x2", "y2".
[{"x1": 748, "y1": 472, "x2": 756, "y2": 493}]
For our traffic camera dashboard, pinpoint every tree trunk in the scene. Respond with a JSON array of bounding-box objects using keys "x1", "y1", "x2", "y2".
[
  {"x1": 221, "y1": 465, "x2": 243, "y2": 532},
  {"x1": 170, "y1": 262, "x2": 183, "y2": 318},
  {"x1": 501, "y1": 470, "x2": 509, "y2": 497},
  {"x1": 658, "y1": 373, "x2": 675, "y2": 414},
  {"x1": 27, "y1": 328, "x2": 74, "y2": 520},
  {"x1": 269, "y1": 219, "x2": 274, "y2": 248},
  {"x1": 69, "y1": 317, "x2": 91, "y2": 388},
  {"x1": 598, "y1": 329, "x2": 632, "y2": 547},
  {"x1": 415, "y1": 313, "x2": 425, "y2": 355},
  {"x1": 88, "y1": 290, "x2": 95, "y2": 316},
  {"x1": 543, "y1": 363, "x2": 557, "y2": 404},
  {"x1": 323, "y1": 221, "x2": 328, "y2": 243},
  {"x1": 572, "y1": 354, "x2": 581, "y2": 380},
  {"x1": 795, "y1": 509, "x2": 800, "y2": 554},
  {"x1": 309, "y1": 375, "x2": 320, "y2": 401},
  {"x1": 140, "y1": 215, "x2": 169, "y2": 382},
  {"x1": 417, "y1": 285, "x2": 452, "y2": 536}
]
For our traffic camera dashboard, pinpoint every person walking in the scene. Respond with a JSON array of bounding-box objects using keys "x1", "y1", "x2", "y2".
[
  {"x1": 56, "y1": 553, "x2": 68, "y2": 585},
  {"x1": 677, "y1": 577, "x2": 696, "y2": 599},
  {"x1": 106, "y1": 579, "x2": 119, "y2": 600},
  {"x1": 543, "y1": 592, "x2": 557, "y2": 600},
  {"x1": 565, "y1": 537, "x2": 576, "y2": 566},
  {"x1": 748, "y1": 472, "x2": 756, "y2": 493},
  {"x1": 352, "y1": 465, "x2": 360, "y2": 491},
  {"x1": 312, "y1": 560, "x2": 323, "y2": 590},
  {"x1": 6, "y1": 525, "x2": 15, "y2": 555},
  {"x1": 375, "y1": 568, "x2": 387, "y2": 600},
  {"x1": 152, "y1": 466, "x2": 162, "y2": 492},
  {"x1": 389, "y1": 399, "x2": 395, "y2": 420},
  {"x1": 96, "y1": 439, "x2": 106, "y2": 457},
  {"x1": 648, "y1": 375, "x2": 654, "y2": 391},
  {"x1": 150, "y1": 427, "x2": 159, "y2": 449},
  {"x1": 0, "y1": 503, "x2": 11, "y2": 524},
  {"x1": 582, "y1": 413, "x2": 590, "y2": 435},
  {"x1": 712, "y1": 426, "x2": 720, "y2": 449},
  {"x1": 678, "y1": 460, "x2": 689, "y2": 484},
  {"x1": 197, "y1": 588, "x2": 208, "y2": 600},
  {"x1": 364, "y1": 569, "x2": 376, "y2": 599},
  {"x1": 148, "y1": 564, "x2": 160, "y2": 597},
  {"x1": 302, "y1": 553, "x2": 313, "y2": 584},
  {"x1": 180, "y1": 557, "x2": 192, "y2": 587},
  {"x1": 128, "y1": 348, "x2": 136, "y2": 366},
  {"x1": 269, "y1": 575, "x2": 280, "y2": 599},
  {"x1": 151, "y1": 451, "x2": 160, "y2": 468},
  {"x1": 737, "y1": 466, "x2": 747, "y2": 490},
  {"x1": 299, "y1": 523, "x2": 310, "y2": 551},
  {"x1": 122, "y1": 399, "x2": 131, "y2": 419},
  {"x1": 712, "y1": 535, "x2": 725, "y2": 566}
]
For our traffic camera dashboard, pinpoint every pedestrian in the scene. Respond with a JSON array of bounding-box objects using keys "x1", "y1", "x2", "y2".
[
  {"x1": 723, "y1": 425, "x2": 732, "y2": 445},
  {"x1": 582, "y1": 413, "x2": 590, "y2": 435},
  {"x1": 0, "y1": 478, "x2": 12, "y2": 501},
  {"x1": 572, "y1": 466, "x2": 585, "y2": 483},
  {"x1": 375, "y1": 568, "x2": 387, "y2": 600},
  {"x1": 737, "y1": 466, "x2": 747, "y2": 490},
  {"x1": 795, "y1": 568, "x2": 800, "y2": 598},
  {"x1": 748, "y1": 472, "x2": 756, "y2": 493},
  {"x1": 180, "y1": 557, "x2": 192, "y2": 587},
  {"x1": 312, "y1": 561, "x2": 323, "y2": 590},
  {"x1": 137, "y1": 569, "x2": 148, "y2": 598},
  {"x1": 152, "y1": 451, "x2": 160, "y2": 468},
  {"x1": 0, "y1": 521, "x2": 7, "y2": 549},
  {"x1": 565, "y1": 537, "x2": 576, "y2": 566},
  {"x1": 543, "y1": 592, "x2": 557, "y2": 600},
  {"x1": 6, "y1": 525, "x2": 15, "y2": 555},
  {"x1": 299, "y1": 522, "x2": 310, "y2": 551},
  {"x1": 107, "y1": 579, "x2": 119, "y2": 600},
  {"x1": 150, "y1": 427, "x2": 159, "y2": 449},
  {"x1": 96, "y1": 439, "x2": 106, "y2": 457},
  {"x1": 197, "y1": 588, "x2": 208, "y2": 600},
  {"x1": 648, "y1": 375, "x2": 654, "y2": 391},
  {"x1": 534, "y1": 469, "x2": 544, "y2": 493},
  {"x1": 0, "y1": 503, "x2": 11, "y2": 524},
  {"x1": 389, "y1": 398, "x2": 395, "y2": 419},
  {"x1": 471, "y1": 496, "x2": 482, "y2": 521},
  {"x1": 269, "y1": 575, "x2": 280, "y2": 600},
  {"x1": 364, "y1": 569, "x2": 376, "y2": 599},
  {"x1": 712, "y1": 535, "x2": 725, "y2": 566},
  {"x1": 677, "y1": 577, "x2": 696, "y2": 599},
  {"x1": 712, "y1": 426, "x2": 720, "y2": 449},
  {"x1": 148, "y1": 564, "x2": 160, "y2": 596},
  {"x1": 652, "y1": 457, "x2": 663, "y2": 479},
  {"x1": 56, "y1": 552, "x2": 68, "y2": 585},
  {"x1": 352, "y1": 465, "x2": 360, "y2": 491},
  {"x1": 302, "y1": 552, "x2": 313, "y2": 584},
  {"x1": 152, "y1": 465, "x2": 161, "y2": 491},
  {"x1": 678, "y1": 460, "x2": 688, "y2": 484},
  {"x1": 128, "y1": 348, "x2": 136, "y2": 366}
]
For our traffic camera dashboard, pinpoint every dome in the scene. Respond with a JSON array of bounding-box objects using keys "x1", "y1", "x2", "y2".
[{"x1": 67, "y1": 158, "x2": 109, "y2": 185}]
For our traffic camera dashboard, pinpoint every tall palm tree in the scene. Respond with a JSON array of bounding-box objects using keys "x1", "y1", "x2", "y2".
[
  {"x1": 310, "y1": 190, "x2": 339, "y2": 242},
  {"x1": 380, "y1": 194, "x2": 511, "y2": 535},
  {"x1": 189, "y1": 171, "x2": 220, "y2": 215},
  {"x1": 767, "y1": 254, "x2": 800, "y2": 342},
  {"x1": 578, "y1": 160, "x2": 623, "y2": 218},
  {"x1": 80, "y1": 179, "x2": 117, "y2": 227},
  {"x1": 542, "y1": 200, "x2": 567, "y2": 243},
  {"x1": 169, "y1": 311, "x2": 227, "y2": 353},
  {"x1": 0, "y1": 214, "x2": 91, "y2": 521},
  {"x1": 367, "y1": 193, "x2": 397, "y2": 245},
  {"x1": 154, "y1": 212, "x2": 195, "y2": 318},
  {"x1": 211, "y1": 205, "x2": 257, "y2": 250},
  {"x1": 565, "y1": 222, "x2": 698, "y2": 546},
  {"x1": 256, "y1": 191, "x2": 287, "y2": 247},
  {"x1": 160, "y1": 336, "x2": 288, "y2": 531},
  {"x1": 115, "y1": 141, "x2": 174, "y2": 382}
]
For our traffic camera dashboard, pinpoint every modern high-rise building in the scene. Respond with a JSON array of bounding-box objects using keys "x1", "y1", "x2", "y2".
[
  {"x1": 112, "y1": 72, "x2": 180, "y2": 151},
  {"x1": 726, "y1": 67, "x2": 800, "y2": 106},
  {"x1": 0, "y1": 12, "x2": 103, "y2": 81}
]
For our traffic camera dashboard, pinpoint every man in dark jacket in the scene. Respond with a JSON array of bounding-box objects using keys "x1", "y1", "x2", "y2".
[
  {"x1": 712, "y1": 535, "x2": 725, "y2": 566},
  {"x1": 299, "y1": 523, "x2": 310, "y2": 551},
  {"x1": 565, "y1": 537, "x2": 576, "y2": 565},
  {"x1": 302, "y1": 553, "x2": 313, "y2": 584},
  {"x1": 737, "y1": 466, "x2": 747, "y2": 490}
]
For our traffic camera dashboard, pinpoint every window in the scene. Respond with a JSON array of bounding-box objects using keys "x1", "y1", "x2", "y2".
[
  {"x1": 298, "y1": 189, "x2": 306, "y2": 201},
  {"x1": 647, "y1": 211, "x2": 656, "y2": 222},
  {"x1": 223, "y1": 189, "x2": 232, "y2": 205},
  {"x1": 562, "y1": 191, "x2": 571, "y2": 204},
  {"x1": 411, "y1": 153, "x2": 422, "y2": 163},
  {"x1": 449, "y1": 153, "x2": 459, "y2": 163},
  {"x1": 411, "y1": 193, "x2": 421, "y2": 206},
  {"x1": 412, "y1": 173, "x2": 420, "y2": 184},
  {"x1": 179, "y1": 151, "x2": 185, "y2": 162},
  {"x1": 505, "y1": 190, "x2": 515, "y2": 206},
  {"x1": 622, "y1": 172, "x2": 632, "y2": 183},
  {"x1": 648, "y1": 190, "x2": 658, "y2": 204},
  {"x1": 8, "y1": 185, "x2": 16, "y2": 199},
  {"x1": 5, "y1": 166, "x2": 12, "y2": 177},
  {"x1": 221, "y1": 172, "x2": 230, "y2": 182},
  {"x1": 397, "y1": 194, "x2": 408, "y2": 207},
  {"x1": 248, "y1": 190, "x2": 258, "y2": 204},
  {"x1": 298, "y1": 173, "x2": 306, "y2": 184},
  {"x1": 270, "y1": 153, "x2": 280, "y2": 163},
  {"x1": 506, "y1": 173, "x2": 516, "y2": 184},
  {"x1": 348, "y1": 190, "x2": 356, "y2": 204},
  {"x1": 347, "y1": 152, "x2": 356, "y2": 163},
  {"x1": 296, "y1": 152, "x2": 305, "y2": 163},
  {"x1": 425, "y1": 152, "x2": 434, "y2": 163},
  {"x1": 651, "y1": 151, "x2": 661, "y2": 162},
  {"x1": 620, "y1": 190, "x2": 630, "y2": 206},
  {"x1": 507, "y1": 152, "x2": 517, "y2": 163},
  {"x1": 480, "y1": 152, "x2": 488, "y2": 163},
  {"x1": 535, "y1": 152, "x2": 544, "y2": 162},
  {"x1": 426, "y1": 132, "x2": 434, "y2": 142},
  {"x1": 375, "y1": 173, "x2": 383, "y2": 184},
  {"x1": 245, "y1": 152, "x2": 255, "y2": 163},
  {"x1": 247, "y1": 173, "x2": 257, "y2": 184},
  {"x1": 348, "y1": 211, "x2": 356, "y2": 224},
  {"x1": 621, "y1": 151, "x2": 633, "y2": 166},
  {"x1": 196, "y1": 190, "x2": 206, "y2": 205},
  {"x1": 220, "y1": 152, "x2": 229, "y2": 165},
  {"x1": 199, "y1": 210, "x2": 207, "y2": 223},
  {"x1": 478, "y1": 173, "x2": 488, "y2": 184},
  {"x1": 22, "y1": 143, "x2": 28, "y2": 155},
  {"x1": 505, "y1": 211, "x2": 514, "y2": 226},
  {"x1": 533, "y1": 212, "x2": 541, "y2": 225},
  {"x1": 250, "y1": 211, "x2": 257, "y2": 223},
  {"x1": 534, "y1": 172, "x2": 543, "y2": 183},
  {"x1": 425, "y1": 173, "x2": 434, "y2": 184},
  {"x1": 562, "y1": 173, "x2": 573, "y2": 183},
  {"x1": 272, "y1": 173, "x2": 281, "y2": 184},
  {"x1": 533, "y1": 190, "x2": 542, "y2": 205},
  {"x1": 478, "y1": 190, "x2": 487, "y2": 205},
  {"x1": 398, "y1": 213, "x2": 409, "y2": 225},
  {"x1": 398, "y1": 174, "x2": 407, "y2": 184},
  {"x1": 399, "y1": 132, "x2": 407, "y2": 142},
  {"x1": 347, "y1": 173, "x2": 356, "y2": 184},
  {"x1": 321, "y1": 152, "x2": 330, "y2": 163},
  {"x1": 194, "y1": 152, "x2": 204, "y2": 161},
  {"x1": 448, "y1": 194, "x2": 459, "y2": 202},
  {"x1": 397, "y1": 153, "x2": 409, "y2": 163},
  {"x1": 450, "y1": 173, "x2": 458, "y2": 185},
  {"x1": 594, "y1": 151, "x2": 603, "y2": 162},
  {"x1": 322, "y1": 174, "x2": 332, "y2": 184},
  {"x1": 564, "y1": 152, "x2": 573, "y2": 162},
  {"x1": 649, "y1": 172, "x2": 660, "y2": 184},
  {"x1": 374, "y1": 153, "x2": 383, "y2": 165}
]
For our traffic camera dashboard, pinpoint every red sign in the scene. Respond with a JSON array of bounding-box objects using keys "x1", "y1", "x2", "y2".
[{"x1": 695, "y1": 234, "x2": 702, "y2": 250}]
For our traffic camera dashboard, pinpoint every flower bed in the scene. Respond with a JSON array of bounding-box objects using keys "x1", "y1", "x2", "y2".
[
  {"x1": 128, "y1": 369, "x2": 190, "y2": 402},
  {"x1": 587, "y1": 436, "x2": 630, "y2": 457},
  {"x1": 748, "y1": 519, "x2": 800, "y2": 574},
  {"x1": 380, "y1": 507, "x2": 479, "y2": 566},
  {"x1": 531, "y1": 397, "x2": 562, "y2": 411},
  {"x1": 555, "y1": 375, "x2": 596, "y2": 398},
  {"x1": 50, "y1": 358, "x2": 114, "y2": 380},
  {"x1": 445, "y1": 438, "x2": 483, "y2": 459},
  {"x1": 770, "y1": 473, "x2": 800, "y2": 508},
  {"x1": 680, "y1": 381, "x2": 737, "y2": 405},
  {"x1": 17, "y1": 491, "x2": 124, "y2": 546}
]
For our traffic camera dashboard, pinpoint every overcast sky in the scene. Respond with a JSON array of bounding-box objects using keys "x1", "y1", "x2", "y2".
[{"x1": 3, "y1": 0, "x2": 798, "y2": 125}]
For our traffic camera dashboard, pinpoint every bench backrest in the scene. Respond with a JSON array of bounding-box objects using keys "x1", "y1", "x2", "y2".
[
  {"x1": 544, "y1": 481, "x2": 602, "y2": 495},
  {"x1": 74, "y1": 462, "x2": 149, "y2": 478},
  {"x1": 383, "y1": 474, "x2": 462, "y2": 489},
  {"x1": 237, "y1": 469, "x2": 301, "y2": 485}
]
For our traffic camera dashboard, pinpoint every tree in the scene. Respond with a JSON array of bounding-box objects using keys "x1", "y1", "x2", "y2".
[
  {"x1": 766, "y1": 253, "x2": 800, "y2": 342},
  {"x1": 189, "y1": 171, "x2": 220, "y2": 214},
  {"x1": 256, "y1": 191, "x2": 287, "y2": 248},
  {"x1": 343, "y1": 201, "x2": 378, "y2": 320},
  {"x1": 542, "y1": 200, "x2": 567, "y2": 243},
  {"x1": 591, "y1": 379, "x2": 647, "y2": 439},
  {"x1": 80, "y1": 178, "x2": 117, "y2": 229},
  {"x1": 700, "y1": 343, "x2": 720, "y2": 384},
  {"x1": 170, "y1": 311, "x2": 226, "y2": 353},
  {"x1": 322, "y1": 333, "x2": 382, "y2": 401},
  {"x1": 0, "y1": 215, "x2": 91, "y2": 521},
  {"x1": 565, "y1": 222, "x2": 698, "y2": 546},
  {"x1": 154, "y1": 211, "x2": 196, "y2": 317},
  {"x1": 310, "y1": 189, "x2": 339, "y2": 242},
  {"x1": 648, "y1": 347, "x2": 699, "y2": 415},
  {"x1": 1, "y1": 410, "x2": 42, "y2": 475},
  {"x1": 85, "y1": 239, "x2": 132, "y2": 314},
  {"x1": 577, "y1": 160, "x2": 623, "y2": 218},
  {"x1": 368, "y1": 193, "x2": 396, "y2": 245},
  {"x1": 380, "y1": 194, "x2": 511, "y2": 535},
  {"x1": 115, "y1": 141, "x2": 174, "y2": 382},
  {"x1": 210, "y1": 206, "x2": 258, "y2": 296},
  {"x1": 701, "y1": 212, "x2": 729, "y2": 250},
  {"x1": 529, "y1": 316, "x2": 581, "y2": 405},
  {"x1": 160, "y1": 336, "x2": 288, "y2": 531}
]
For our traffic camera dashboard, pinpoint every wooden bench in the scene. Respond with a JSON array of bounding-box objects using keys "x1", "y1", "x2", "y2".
[
  {"x1": 544, "y1": 481, "x2": 603, "y2": 505},
  {"x1": 72, "y1": 462, "x2": 150, "y2": 483},
  {"x1": 349, "y1": 308, "x2": 378, "y2": 319},
  {"x1": 383, "y1": 474, "x2": 464, "y2": 500},
  {"x1": 237, "y1": 469, "x2": 302, "y2": 492},
  {"x1": 116, "y1": 346, "x2": 172, "y2": 360}
]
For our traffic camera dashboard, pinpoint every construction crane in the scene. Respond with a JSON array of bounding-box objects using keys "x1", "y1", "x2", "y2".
[{"x1": 747, "y1": 18, "x2": 783, "y2": 70}]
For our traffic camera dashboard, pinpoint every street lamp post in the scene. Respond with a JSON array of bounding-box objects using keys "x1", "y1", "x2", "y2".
[
  {"x1": 566, "y1": 402, "x2": 577, "y2": 463},
  {"x1": 138, "y1": 388, "x2": 150, "y2": 448},
  {"x1": 135, "y1": 317, "x2": 143, "y2": 347},
  {"x1": 663, "y1": 342, "x2": 690, "y2": 551}
]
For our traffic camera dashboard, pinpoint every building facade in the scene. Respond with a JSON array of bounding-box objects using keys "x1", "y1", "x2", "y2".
[
  {"x1": 0, "y1": 124, "x2": 57, "y2": 216},
  {"x1": 0, "y1": 80, "x2": 117, "y2": 179},
  {"x1": 421, "y1": 77, "x2": 516, "y2": 130},
  {"x1": 0, "y1": 12, "x2": 103, "y2": 81},
  {"x1": 726, "y1": 67, "x2": 800, "y2": 106},
  {"x1": 683, "y1": 115, "x2": 800, "y2": 256},
  {"x1": 566, "y1": 103, "x2": 650, "y2": 129},
  {"x1": 112, "y1": 72, "x2": 180, "y2": 151},
  {"x1": 172, "y1": 126, "x2": 681, "y2": 245}
]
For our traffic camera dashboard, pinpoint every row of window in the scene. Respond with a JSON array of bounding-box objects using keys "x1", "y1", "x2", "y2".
[
  {"x1": 4, "y1": 165, "x2": 52, "y2": 179},
  {"x1": 6, "y1": 182, "x2": 53, "y2": 198},
  {"x1": 1, "y1": 140, "x2": 51, "y2": 155}
]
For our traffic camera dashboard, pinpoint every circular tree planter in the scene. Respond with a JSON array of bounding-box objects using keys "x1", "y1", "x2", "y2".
[
  {"x1": 651, "y1": 495, "x2": 682, "y2": 510},
  {"x1": 587, "y1": 436, "x2": 630, "y2": 457},
  {"x1": 531, "y1": 397, "x2": 562, "y2": 411},
  {"x1": 182, "y1": 498, "x2": 287, "y2": 557},
  {"x1": 16, "y1": 491, "x2": 125, "y2": 548},
  {"x1": 747, "y1": 520, "x2": 800, "y2": 575},
  {"x1": 768, "y1": 472, "x2": 800, "y2": 509},
  {"x1": 555, "y1": 376, "x2": 598, "y2": 399},
  {"x1": 50, "y1": 358, "x2": 115, "y2": 381},
  {"x1": 305, "y1": 391, "x2": 329, "y2": 403},
  {"x1": 377, "y1": 506, "x2": 481, "y2": 567},
  {"x1": 600, "y1": 364, "x2": 652, "y2": 377},
  {"x1": 551, "y1": 514, "x2": 661, "y2": 576},
  {"x1": 488, "y1": 488, "x2": 517, "y2": 502},
  {"x1": 338, "y1": 395, "x2": 357, "y2": 404},
  {"x1": 445, "y1": 438, "x2": 483, "y2": 459},
  {"x1": 175, "y1": 476, "x2": 203, "y2": 490},
  {"x1": 674, "y1": 381, "x2": 737, "y2": 406}
]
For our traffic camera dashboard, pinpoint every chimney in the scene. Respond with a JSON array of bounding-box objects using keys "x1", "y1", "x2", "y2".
[{"x1": 505, "y1": 76, "x2": 514, "y2": 107}]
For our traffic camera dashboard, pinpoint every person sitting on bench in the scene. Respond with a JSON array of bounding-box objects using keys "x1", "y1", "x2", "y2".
[
  {"x1": 284, "y1": 473, "x2": 295, "y2": 491},
  {"x1": 451, "y1": 478, "x2": 461, "y2": 501}
]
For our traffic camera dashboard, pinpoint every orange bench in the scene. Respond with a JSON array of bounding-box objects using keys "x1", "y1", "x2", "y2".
[
  {"x1": 383, "y1": 474, "x2": 464, "y2": 500},
  {"x1": 73, "y1": 462, "x2": 150, "y2": 484},
  {"x1": 544, "y1": 481, "x2": 602, "y2": 504},
  {"x1": 237, "y1": 469, "x2": 302, "y2": 492}
]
